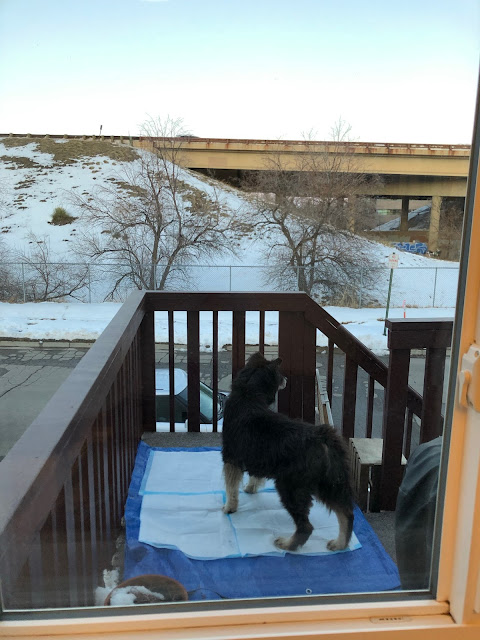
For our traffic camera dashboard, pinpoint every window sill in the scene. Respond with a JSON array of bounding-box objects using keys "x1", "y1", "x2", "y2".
[{"x1": 1, "y1": 599, "x2": 468, "y2": 639}]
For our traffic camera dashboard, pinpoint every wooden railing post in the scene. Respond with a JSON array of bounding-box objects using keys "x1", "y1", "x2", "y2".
[
  {"x1": 421, "y1": 345, "x2": 448, "y2": 442},
  {"x1": 232, "y1": 310, "x2": 246, "y2": 382},
  {"x1": 302, "y1": 319, "x2": 317, "y2": 424},
  {"x1": 379, "y1": 344, "x2": 411, "y2": 510},
  {"x1": 278, "y1": 310, "x2": 316, "y2": 423},
  {"x1": 140, "y1": 309, "x2": 156, "y2": 432},
  {"x1": 379, "y1": 318, "x2": 453, "y2": 510},
  {"x1": 278, "y1": 311, "x2": 304, "y2": 419},
  {"x1": 187, "y1": 310, "x2": 201, "y2": 432},
  {"x1": 342, "y1": 355, "x2": 358, "y2": 440}
]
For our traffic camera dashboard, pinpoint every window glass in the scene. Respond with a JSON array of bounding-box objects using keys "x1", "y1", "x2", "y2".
[{"x1": 0, "y1": 0, "x2": 479, "y2": 616}]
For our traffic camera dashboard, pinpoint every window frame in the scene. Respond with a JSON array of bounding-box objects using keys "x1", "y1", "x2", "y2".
[{"x1": 2, "y1": 86, "x2": 480, "y2": 640}]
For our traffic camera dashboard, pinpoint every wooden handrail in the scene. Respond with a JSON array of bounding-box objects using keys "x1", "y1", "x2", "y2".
[
  {"x1": 304, "y1": 297, "x2": 424, "y2": 416},
  {"x1": 144, "y1": 290, "x2": 310, "y2": 312},
  {"x1": 0, "y1": 291, "x2": 147, "y2": 606}
]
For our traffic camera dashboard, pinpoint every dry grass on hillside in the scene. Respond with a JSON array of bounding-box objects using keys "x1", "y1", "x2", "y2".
[
  {"x1": 0, "y1": 155, "x2": 43, "y2": 169},
  {"x1": 1, "y1": 137, "x2": 138, "y2": 165}
]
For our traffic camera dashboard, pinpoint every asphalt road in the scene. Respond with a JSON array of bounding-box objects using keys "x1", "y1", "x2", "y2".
[{"x1": 0, "y1": 345, "x2": 447, "y2": 462}]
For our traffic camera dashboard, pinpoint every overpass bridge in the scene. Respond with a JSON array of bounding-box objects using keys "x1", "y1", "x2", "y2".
[
  {"x1": 134, "y1": 137, "x2": 470, "y2": 198},
  {"x1": 135, "y1": 136, "x2": 470, "y2": 252},
  {"x1": 3, "y1": 133, "x2": 469, "y2": 197}
]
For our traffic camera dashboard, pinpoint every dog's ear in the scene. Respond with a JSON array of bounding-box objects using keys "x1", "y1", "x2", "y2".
[
  {"x1": 271, "y1": 357, "x2": 282, "y2": 367},
  {"x1": 247, "y1": 351, "x2": 267, "y2": 367}
]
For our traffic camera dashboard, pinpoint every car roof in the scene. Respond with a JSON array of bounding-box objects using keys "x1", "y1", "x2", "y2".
[{"x1": 155, "y1": 368, "x2": 188, "y2": 395}]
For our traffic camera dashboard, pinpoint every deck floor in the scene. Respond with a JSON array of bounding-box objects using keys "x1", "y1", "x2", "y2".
[{"x1": 140, "y1": 432, "x2": 397, "y2": 564}]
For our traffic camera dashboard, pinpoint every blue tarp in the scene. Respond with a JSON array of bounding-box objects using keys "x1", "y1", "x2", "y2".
[{"x1": 124, "y1": 441, "x2": 401, "y2": 600}]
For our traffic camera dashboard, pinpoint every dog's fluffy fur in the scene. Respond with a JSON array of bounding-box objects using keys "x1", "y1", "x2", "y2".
[{"x1": 222, "y1": 352, "x2": 354, "y2": 552}]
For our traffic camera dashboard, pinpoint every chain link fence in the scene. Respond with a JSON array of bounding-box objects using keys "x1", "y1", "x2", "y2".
[{"x1": 1, "y1": 263, "x2": 459, "y2": 308}]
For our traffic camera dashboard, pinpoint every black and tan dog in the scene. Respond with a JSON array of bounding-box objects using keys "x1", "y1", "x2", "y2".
[{"x1": 222, "y1": 352, "x2": 354, "y2": 552}]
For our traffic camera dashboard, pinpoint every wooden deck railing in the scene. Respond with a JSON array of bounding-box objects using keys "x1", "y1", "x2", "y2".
[
  {"x1": 379, "y1": 317, "x2": 453, "y2": 509},
  {"x1": 0, "y1": 291, "x2": 452, "y2": 609},
  {"x1": 0, "y1": 291, "x2": 148, "y2": 609}
]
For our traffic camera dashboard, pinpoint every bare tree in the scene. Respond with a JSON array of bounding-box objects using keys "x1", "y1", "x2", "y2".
[
  {"x1": 15, "y1": 233, "x2": 90, "y2": 301},
  {"x1": 70, "y1": 116, "x2": 236, "y2": 298},
  {"x1": 438, "y1": 199, "x2": 464, "y2": 261},
  {"x1": 0, "y1": 238, "x2": 23, "y2": 302},
  {"x1": 244, "y1": 120, "x2": 381, "y2": 302}
]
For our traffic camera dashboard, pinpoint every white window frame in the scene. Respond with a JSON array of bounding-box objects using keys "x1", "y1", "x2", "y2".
[{"x1": 2, "y1": 87, "x2": 480, "y2": 640}]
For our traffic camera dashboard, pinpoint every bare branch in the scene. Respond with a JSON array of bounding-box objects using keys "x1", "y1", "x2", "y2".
[{"x1": 15, "y1": 233, "x2": 90, "y2": 301}]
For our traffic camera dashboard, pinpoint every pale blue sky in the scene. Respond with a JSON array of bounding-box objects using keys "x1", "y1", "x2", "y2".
[{"x1": 1, "y1": 0, "x2": 479, "y2": 142}]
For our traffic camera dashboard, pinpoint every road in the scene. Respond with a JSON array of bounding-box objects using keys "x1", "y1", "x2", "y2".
[
  {"x1": 0, "y1": 345, "x2": 448, "y2": 461},
  {"x1": 0, "y1": 346, "x2": 89, "y2": 460}
]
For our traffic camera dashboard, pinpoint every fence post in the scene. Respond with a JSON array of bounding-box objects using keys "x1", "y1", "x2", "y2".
[
  {"x1": 432, "y1": 268, "x2": 438, "y2": 308},
  {"x1": 88, "y1": 264, "x2": 92, "y2": 304}
]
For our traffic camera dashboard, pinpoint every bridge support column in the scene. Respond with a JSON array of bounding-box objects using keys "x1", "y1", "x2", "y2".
[
  {"x1": 429, "y1": 195, "x2": 442, "y2": 253},
  {"x1": 400, "y1": 197, "x2": 409, "y2": 232},
  {"x1": 348, "y1": 196, "x2": 356, "y2": 231}
]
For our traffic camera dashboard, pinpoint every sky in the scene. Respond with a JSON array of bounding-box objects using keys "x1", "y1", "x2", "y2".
[{"x1": 1, "y1": 0, "x2": 479, "y2": 144}]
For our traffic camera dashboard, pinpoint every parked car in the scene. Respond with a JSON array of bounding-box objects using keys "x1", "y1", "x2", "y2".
[{"x1": 155, "y1": 368, "x2": 227, "y2": 432}]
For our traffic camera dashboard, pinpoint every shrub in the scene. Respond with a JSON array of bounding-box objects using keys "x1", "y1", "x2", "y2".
[{"x1": 50, "y1": 206, "x2": 77, "y2": 225}]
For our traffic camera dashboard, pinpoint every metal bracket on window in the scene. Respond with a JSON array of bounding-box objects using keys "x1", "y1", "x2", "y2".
[{"x1": 459, "y1": 344, "x2": 480, "y2": 411}]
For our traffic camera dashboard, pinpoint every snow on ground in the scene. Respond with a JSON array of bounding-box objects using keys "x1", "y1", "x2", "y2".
[
  {"x1": 0, "y1": 301, "x2": 455, "y2": 355},
  {"x1": 0, "y1": 141, "x2": 120, "y2": 253}
]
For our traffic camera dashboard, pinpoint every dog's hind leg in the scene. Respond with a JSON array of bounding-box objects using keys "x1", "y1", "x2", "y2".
[
  {"x1": 223, "y1": 463, "x2": 243, "y2": 514},
  {"x1": 274, "y1": 480, "x2": 314, "y2": 551},
  {"x1": 244, "y1": 475, "x2": 266, "y2": 494},
  {"x1": 326, "y1": 505, "x2": 354, "y2": 551}
]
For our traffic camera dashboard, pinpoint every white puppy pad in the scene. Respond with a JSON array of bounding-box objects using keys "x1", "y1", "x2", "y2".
[
  {"x1": 139, "y1": 493, "x2": 240, "y2": 559},
  {"x1": 230, "y1": 492, "x2": 360, "y2": 556},
  {"x1": 139, "y1": 490, "x2": 361, "y2": 559},
  {"x1": 139, "y1": 450, "x2": 275, "y2": 495}
]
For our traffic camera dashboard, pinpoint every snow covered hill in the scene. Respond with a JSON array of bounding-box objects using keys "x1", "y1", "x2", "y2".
[{"x1": 0, "y1": 136, "x2": 459, "y2": 307}]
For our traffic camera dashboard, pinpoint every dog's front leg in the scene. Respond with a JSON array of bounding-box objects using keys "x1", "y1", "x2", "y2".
[{"x1": 223, "y1": 463, "x2": 243, "y2": 513}]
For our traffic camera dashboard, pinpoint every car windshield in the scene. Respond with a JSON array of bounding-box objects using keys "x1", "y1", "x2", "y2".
[
  {"x1": 199, "y1": 382, "x2": 222, "y2": 422},
  {"x1": 175, "y1": 381, "x2": 223, "y2": 423}
]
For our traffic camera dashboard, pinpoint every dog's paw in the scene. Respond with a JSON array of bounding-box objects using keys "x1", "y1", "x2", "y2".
[
  {"x1": 222, "y1": 504, "x2": 237, "y2": 514},
  {"x1": 244, "y1": 483, "x2": 257, "y2": 494},
  {"x1": 274, "y1": 536, "x2": 298, "y2": 551},
  {"x1": 244, "y1": 477, "x2": 265, "y2": 494},
  {"x1": 327, "y1": 538, "x2": 347, "y2": 551}
]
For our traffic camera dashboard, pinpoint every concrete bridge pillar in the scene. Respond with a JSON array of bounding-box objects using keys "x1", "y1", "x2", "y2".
[
  {"x1": 348, "y1": 195, "x2": 356, "y2": 231},
  {"x1": 400, "y1": 197, "x2": 409, "y2": 231},
  {"x1": 429, "y1": 195, "x2": 442, "y2": 253}
]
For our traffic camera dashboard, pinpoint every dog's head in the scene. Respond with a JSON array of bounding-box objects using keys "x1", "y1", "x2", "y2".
[{"x1": 240, "y1": 352, "x2": 287, "y2": 397}]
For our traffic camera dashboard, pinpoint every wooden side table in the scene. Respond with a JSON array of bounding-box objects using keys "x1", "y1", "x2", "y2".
[{"x1": 349, "y1": 438, "x2": 407, "y2": 512}]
